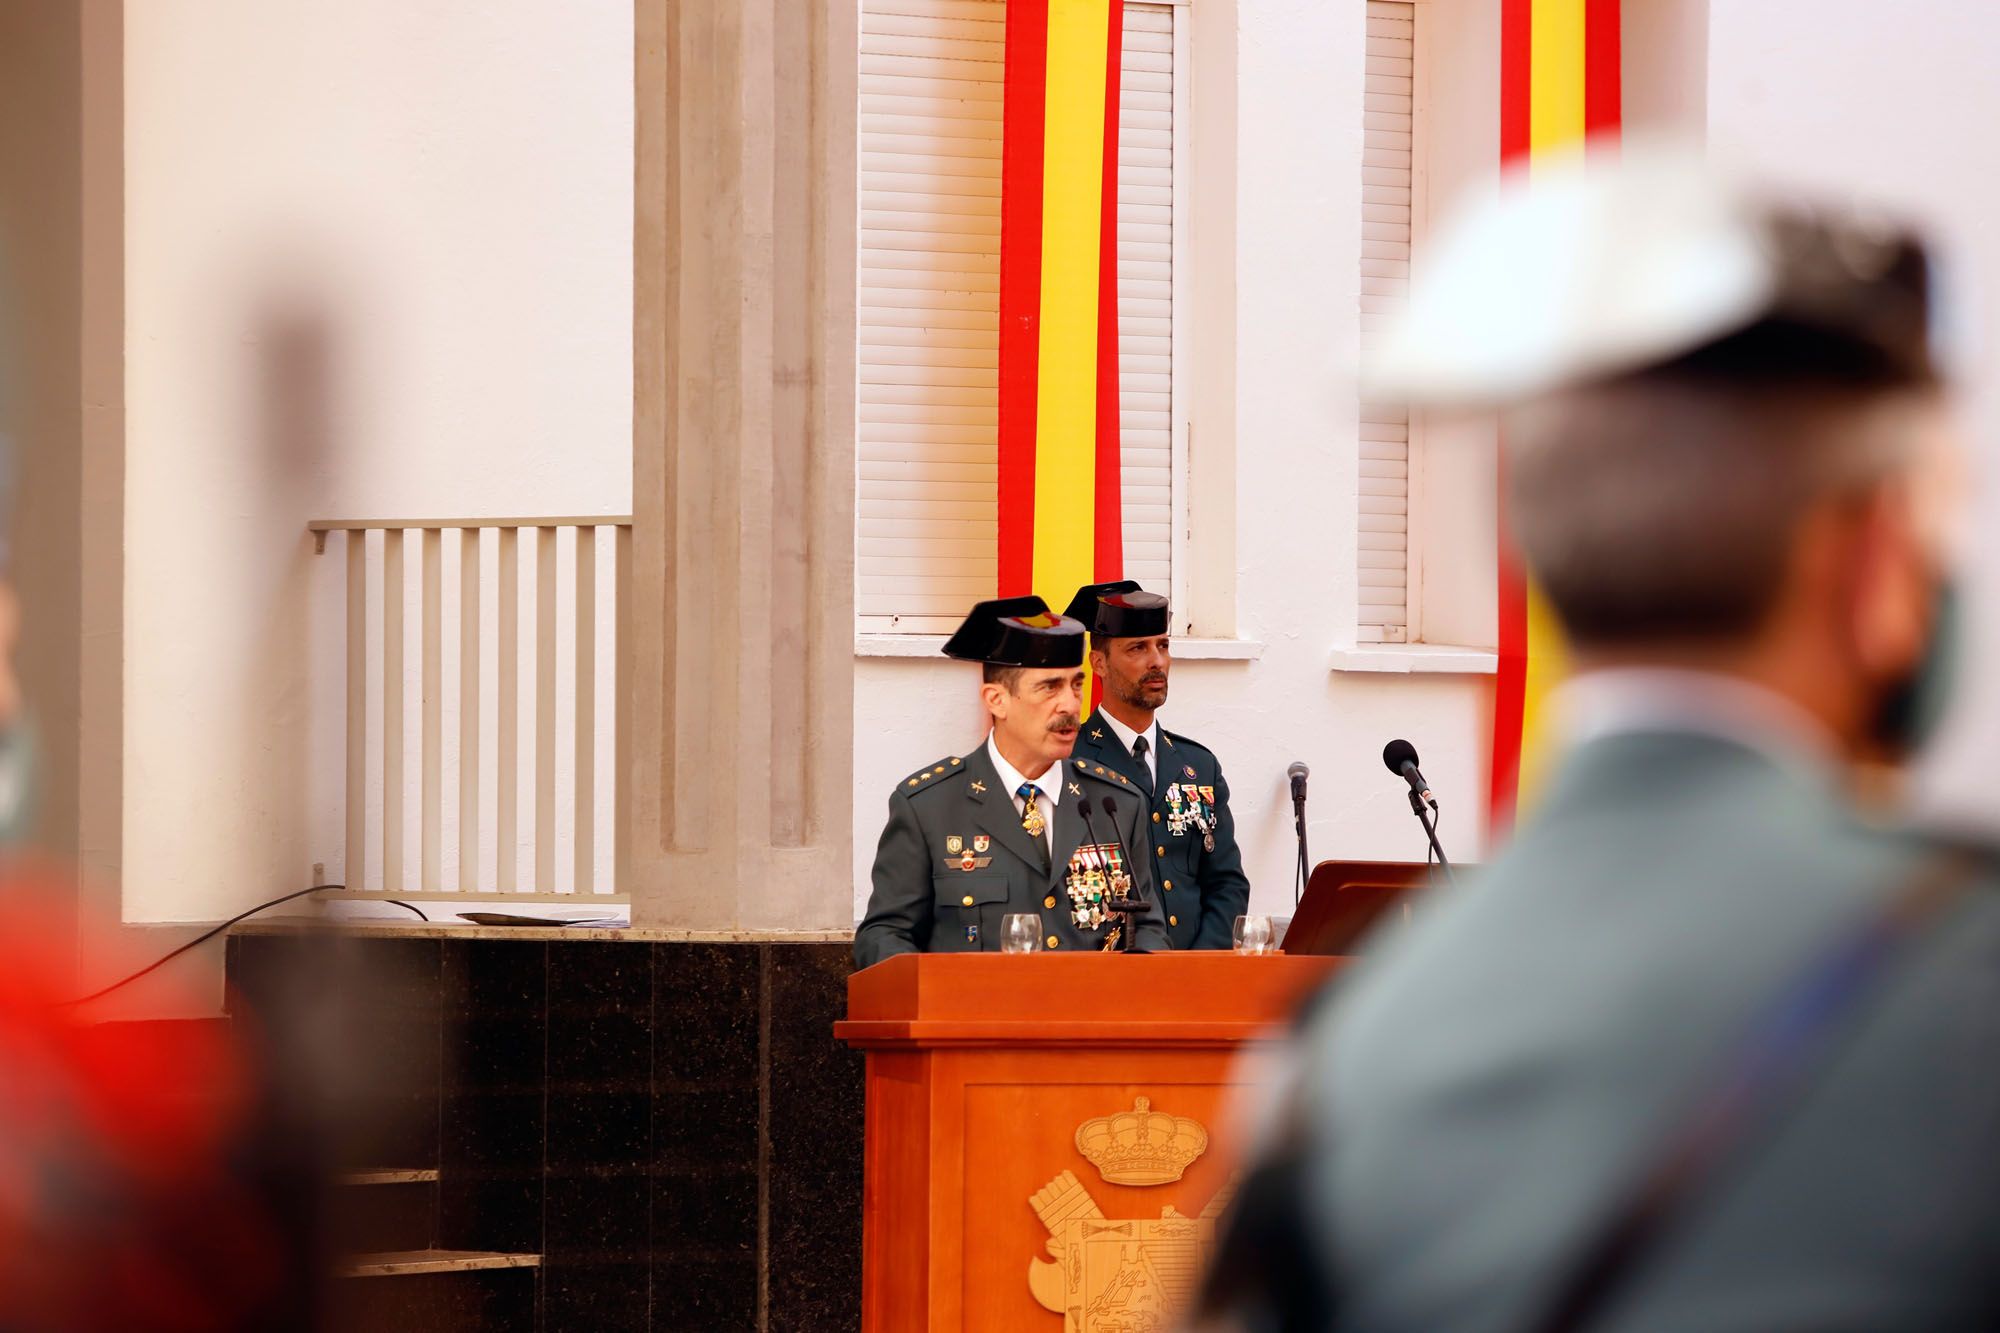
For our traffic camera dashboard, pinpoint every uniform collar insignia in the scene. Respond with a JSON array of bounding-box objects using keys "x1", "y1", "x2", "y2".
[{"x1": 970, "y1": 780, "x2": 987, "y2": 795}]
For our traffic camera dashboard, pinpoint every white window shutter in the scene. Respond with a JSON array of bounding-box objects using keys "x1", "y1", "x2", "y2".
[
  {"x1": 1359, "y1": 0, "x2": 1414, "y2": 642},
  {"x1": 1117, "y1": 4, "x2": 1175, "y2": 596},
  {"x1": 857, "y1": 0, "x2": 1179, "y2": 634}
]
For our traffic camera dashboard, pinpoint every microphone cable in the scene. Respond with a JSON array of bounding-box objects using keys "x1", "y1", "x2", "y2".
[{"x1": 54, "y1": 884, "x2": 428, "y2": 1008}]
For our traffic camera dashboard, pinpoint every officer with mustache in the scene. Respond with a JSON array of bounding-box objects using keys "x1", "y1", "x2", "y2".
[
  {"x1": 853, "y1": 596, "x2": 1168, "y2": 969},
  {"x1": 1065, "y1": 582, "x2": 1249, "y2": 950}
]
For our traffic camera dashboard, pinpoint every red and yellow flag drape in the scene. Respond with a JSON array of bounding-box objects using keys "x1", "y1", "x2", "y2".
[
  {"x1": 997, "y1": 0, "x2": 1126, "y2": 608},
  {"x1": 1491, "y1": 0, "x2": 1620, "y2": 829}
]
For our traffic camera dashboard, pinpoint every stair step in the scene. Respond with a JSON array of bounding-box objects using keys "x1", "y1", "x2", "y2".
[
  {"x1": 342, "y1": 1168, "x2": 441, "y2": 1186},
  {"x1": 339, "y1": 1250, "x2": 541, "y2": 1279}
]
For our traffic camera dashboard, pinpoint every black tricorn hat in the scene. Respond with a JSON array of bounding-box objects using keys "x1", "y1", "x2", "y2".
[
  {"x1": 940, "y1": 596, "x2": 1086, "y2": 668},
  {"x1": 1063, "y1": 581, "x2": 1171, "y2": 639}
]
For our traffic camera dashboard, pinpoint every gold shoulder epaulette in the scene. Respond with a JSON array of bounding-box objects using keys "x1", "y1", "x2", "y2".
[
  {"x1": 1071, "y1": 758, "x2": 1131, "y2": 788},
  {"x1": 902, "y1": 755, "x2": 965, "y2": 791}
]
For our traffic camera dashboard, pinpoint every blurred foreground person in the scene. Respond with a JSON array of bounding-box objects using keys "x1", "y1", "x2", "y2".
[
  {"x1": 1198, "y1": 152, "x2": 2000, "y2": 1332},
  {"x1": 0, "y1": 886, "x2": 322, "y2": 1332},
  {"x1": 0, "y1": 546, "x2": 322, "y2": 1323}
]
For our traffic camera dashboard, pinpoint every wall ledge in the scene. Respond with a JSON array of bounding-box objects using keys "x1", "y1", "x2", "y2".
[
  {"x1": 1329, "y1": 644, "x2": 1498, "y2": 675},
  {"x1": 232, "y1": 920, "x2": 853, "y2": 944}
]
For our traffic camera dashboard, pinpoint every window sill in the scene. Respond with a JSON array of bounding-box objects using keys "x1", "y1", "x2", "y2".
[
  {"x1": 856, "y1": 634, "x2": 1265, "y2": 661},
  {"x1": 1329, "y1": 644, "x2": 1498, "y2": 675}
]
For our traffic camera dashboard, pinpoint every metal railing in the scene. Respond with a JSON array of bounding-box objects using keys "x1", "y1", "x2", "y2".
[{"x1": 311, "y1": 517, "x2": 631, "y2": 900}]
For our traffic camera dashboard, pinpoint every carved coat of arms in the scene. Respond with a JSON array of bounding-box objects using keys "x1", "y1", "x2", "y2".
[{"x1": 1026, "y1": 1097, "x2": 1235, "y2": 1331}]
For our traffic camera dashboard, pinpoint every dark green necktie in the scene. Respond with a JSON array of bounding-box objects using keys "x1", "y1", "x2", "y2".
[{"x1": 1131, "y1": 734, "x2": 1155, "y2": 798}]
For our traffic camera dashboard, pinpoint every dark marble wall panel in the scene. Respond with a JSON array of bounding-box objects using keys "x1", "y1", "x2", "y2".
[
  {"x1": 227, "y1": 933, "x2": 863, "y2": 1333},
  {"x1": 653, "y1": 944, "x2": 763, "y2": 1086},
  {"x1": 331, "y1": 1268, "x2": 537, "y2": 1333},
  {"x1": 765, "y1": 944, "x2": 865, "y2": 1333},
  {"x1": 440, "y1": 942, "x2": 547, "y2": 1259},
  {"x1": 228, "y1": 934, "x2": 446, "y2": 1174},
  {"x1": 651, "y1": 943, "x2": 765, "y2": 1330}
]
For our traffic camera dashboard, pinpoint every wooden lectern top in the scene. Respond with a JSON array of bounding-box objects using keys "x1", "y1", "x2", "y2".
[{"x1": 837, "y1": 951, "x2": 1341, "y2": 1049}]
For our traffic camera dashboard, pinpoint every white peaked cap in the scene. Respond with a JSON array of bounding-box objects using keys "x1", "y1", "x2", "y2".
[{"x1": 1364, "y1": 144, "x2": 1779, "y2": 408}]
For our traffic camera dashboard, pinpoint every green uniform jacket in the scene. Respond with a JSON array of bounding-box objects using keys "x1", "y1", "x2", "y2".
[
  {"x1": 1073, "y1": 709, "x2": 1250, "y2": 950},
  {"x1": 853, "y1": 742, "x2": 1170, "y2": 970},
  {"x1": 1289, "y1": 730, "x2": 2000, "y2": 1331}
]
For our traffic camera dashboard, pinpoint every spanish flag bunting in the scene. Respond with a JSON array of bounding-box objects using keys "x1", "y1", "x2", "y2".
[
  {"x1": 1492, "y1": 0, "x2": 1621, "y2": 830},
  {"x1": 997, "y1": 0, "x2": 1127, "y2": 616}
]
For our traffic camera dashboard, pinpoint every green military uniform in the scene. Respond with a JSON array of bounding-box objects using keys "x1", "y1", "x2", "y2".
[
  {"x1": 1291, "y1": 729, "x2": 2000, "y2": 1330},
  {"x1": 1074, "y1": 712, "x2": 1248, "y2": 949},
  {"x1": 1199, "y1": 157, "x2": 1996, "y2": 1330},
  {"x1": 853, "y1": 594, "x2": 1170, "y2": 970},
  {"x1": 1060, "y1": 579, "x2": 1251, "y2": 950},
  {"x1": 853, "y1": 742, "x2": 1168, "y2": 968}
]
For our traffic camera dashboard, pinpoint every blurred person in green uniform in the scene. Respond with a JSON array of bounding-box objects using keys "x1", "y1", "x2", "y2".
[{"x1": 1198, "y1": 152, "x2": 2000, "y2": 1333}]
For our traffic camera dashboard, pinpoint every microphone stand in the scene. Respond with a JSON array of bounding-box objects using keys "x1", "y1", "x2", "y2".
[
  {"x1": 1292, "y1": 786, "x2": 1310, "y2": 907},
  {"x1": 1406, "y1": 788, "x2": 1457, "y2": 885}
]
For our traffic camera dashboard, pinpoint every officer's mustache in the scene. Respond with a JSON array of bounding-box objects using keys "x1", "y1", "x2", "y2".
[
  {"x1": 1139, "y1": 673, "x2": 1167, "y2": 688},
  {"x1": 1048, "y1": 714, "x2": 1080, "y2": 733}
]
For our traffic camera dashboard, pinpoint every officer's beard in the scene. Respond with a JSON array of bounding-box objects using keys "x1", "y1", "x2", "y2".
[{"x1": 1112, "y1": 671, "x2": 1168, "y2": 712}]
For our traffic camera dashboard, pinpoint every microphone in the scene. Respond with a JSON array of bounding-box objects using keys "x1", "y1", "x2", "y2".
[
  {"x1": 1287, "y1": 761, "x2": 1309, "y2": 804},
  {"x1": 1382, "y1": 738, "x2": 1436, "y2": 810}
]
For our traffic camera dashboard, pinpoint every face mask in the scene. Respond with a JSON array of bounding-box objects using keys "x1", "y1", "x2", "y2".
[{"x1": 1868, "y1": 578, "x2": 1959, "y2": 760}]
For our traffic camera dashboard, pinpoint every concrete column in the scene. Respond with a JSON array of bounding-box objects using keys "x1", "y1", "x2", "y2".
[
  {"x1": 625, "y1": 0, "x2": 858, "y2": 929},
  {"x1": 0, "y1": 0, "x2": 125, "y2": 982}
]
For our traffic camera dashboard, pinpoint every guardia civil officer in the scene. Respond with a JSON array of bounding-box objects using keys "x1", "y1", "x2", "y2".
[
  {"x1": 1064, "y1": 581, "x2": 1249, "y2": 949},
  {"x1": 1197, "y1": 151, "x2": 2000, "y2": 1332},
  {"x1": 853, "y1": 597, "x2": 1169, "y2": 969}
]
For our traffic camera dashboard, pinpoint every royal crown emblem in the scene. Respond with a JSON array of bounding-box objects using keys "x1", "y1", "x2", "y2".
[{"x1": 1074, "y1": 1096, "x2": 1208, "y2": 1186}]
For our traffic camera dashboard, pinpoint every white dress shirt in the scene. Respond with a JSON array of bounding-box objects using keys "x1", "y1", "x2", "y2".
[
  {"x1": 1097, "y1": 709, "x2": 1161, "y2": 786},
  {"x1": 1552, "y1": 668, "x2": 1837, "y2": 777},
  {"x1": 986, "y1": 734, "x2": 1063, "y2": 858}
]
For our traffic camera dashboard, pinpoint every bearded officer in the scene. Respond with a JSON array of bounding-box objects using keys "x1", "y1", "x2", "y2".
[
  {"x1": 1064, "y1": 582, "x2": 1250, "y2": 949},
  {"x1": 853, "y1": 596, "x2": 1169, "y2": 969}
]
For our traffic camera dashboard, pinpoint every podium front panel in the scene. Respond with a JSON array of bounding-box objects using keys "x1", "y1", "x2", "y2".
[{"x1": 837, "y1": 952, "x2": 1340, "y2": 1331}]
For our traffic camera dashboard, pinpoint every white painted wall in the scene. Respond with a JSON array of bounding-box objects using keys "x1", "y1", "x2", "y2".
[
  {"x1": 1704, "y1": 1, "x2": 2000, "y2": 825},
  {"x1": 125, "y1": 0, "x2": 2000, "y2": 935},
  {"x1": 123, "y1": 1, "x2": 632, "y2": 921},
  {"x1": 851, "y1": 0, "x2": 1499, "y2": 919}
]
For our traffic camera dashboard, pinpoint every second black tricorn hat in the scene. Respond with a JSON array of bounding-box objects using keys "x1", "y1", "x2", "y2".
[
  {"x1": 940, "y1": 596, "x2": 1086, "y2": 668},
  {"x1": 1063, "y1": 581, "x2": 1171, "y2": 638}
]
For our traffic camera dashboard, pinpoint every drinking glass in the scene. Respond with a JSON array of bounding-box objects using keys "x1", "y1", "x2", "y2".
[
  {"x1": 1001, "y1": 914, "x2": 1042, "y2": 954},
  {"x1": 1233, "y1": 914, "x2": 1273, "y2": 955}
]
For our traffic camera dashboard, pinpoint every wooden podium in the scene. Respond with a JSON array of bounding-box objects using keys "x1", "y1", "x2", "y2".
[{"x1": 835, "y1": 952, "x2": 1341, "y2": 1331}]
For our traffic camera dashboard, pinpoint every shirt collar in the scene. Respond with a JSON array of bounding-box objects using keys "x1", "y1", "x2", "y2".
[
  {"x1": 986, "y1": 733, "x2": 1064, "y2": 804},
  {"x1": 1552, "y1": 668, "x2": 1838, "y2": 771},
  {"x1": 1096, "y1": 708, "x2": 1159, "y2": 760}
]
